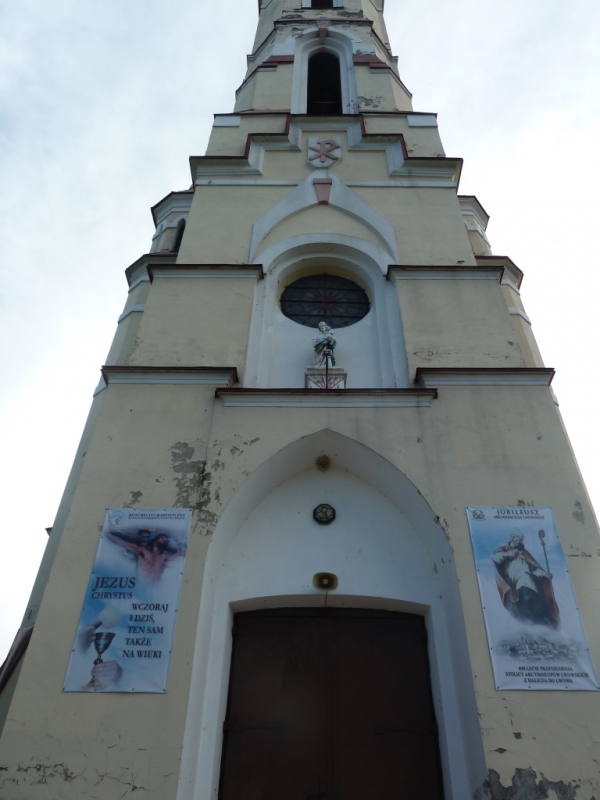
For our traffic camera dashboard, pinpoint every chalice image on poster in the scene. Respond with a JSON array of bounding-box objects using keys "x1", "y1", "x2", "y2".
[
  {"x1": 83, "y1": 632, "x2": 115, "y2": 690},
  {"x1": 64, "y1": 508, "x2": 192, "y2": 694}
]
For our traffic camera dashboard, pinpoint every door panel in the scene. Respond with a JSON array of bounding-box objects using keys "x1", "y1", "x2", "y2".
[
  {"x1": 219, "y1": 609, "x2": 444, "y2": 800},
  {"x1": 220, "y1": 614, "x2": 327, "y2": 800},
  {"x1": 333, "y1": 616, "x2": 443, "y2": 800}
]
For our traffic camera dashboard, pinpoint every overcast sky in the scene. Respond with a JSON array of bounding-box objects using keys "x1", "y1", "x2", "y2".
[{"x1": 1, "y1": 0, "x2": 599, "y2": 663}]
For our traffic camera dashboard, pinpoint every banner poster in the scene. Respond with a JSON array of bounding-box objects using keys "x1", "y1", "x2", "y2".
[
  {"x1": 467, "y1": 507, "x2": 599, "y2": 691},
  {"x1": 64, "y1": 508, "x2": 192, "y2": 693}
]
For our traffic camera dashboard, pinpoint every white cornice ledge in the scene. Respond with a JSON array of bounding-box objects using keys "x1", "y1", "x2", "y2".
[
  {"x1": 415, "y1": 368, "x2": 555, "y2": 387},
  {"x1": 118, "y1": 304, "x2": 145, "y2": 323},
  {"x1": 216, "y1": 389, "x2": 436, "y2": 408},
  {"x1": 149, "y1": 265, "x2": 264, "y2": 281},
  {"x1": 102, "y1": 367, "x2": 239, "y2": 388},
  {"x1": 388, "y1": 266, "x2": 501, "y2": 281},
  {"x1": 508, "y1": 306, "x2": 532, "y2": 325}
]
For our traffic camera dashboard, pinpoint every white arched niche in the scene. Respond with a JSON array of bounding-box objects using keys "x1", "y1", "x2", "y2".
[
  {"x1": 245, "y1": 235, "x2": 409, "y2": 388},
  {"x1": 291, "y1": 29, "x2": 358, "y2": 114},
  {"x1": 176, "y1": 431, "x2": 487, "y2": 800}
]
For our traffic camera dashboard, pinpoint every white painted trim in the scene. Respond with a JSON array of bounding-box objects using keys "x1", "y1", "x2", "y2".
[
  {"x1": 459, "y1": 197, "x2": 490, "y2": 244},
  {"x1": 92, "y1": 377, "x2": 107, "y2": 397},
  {"x1": 501, "y1": 276, "x2": 521, "y2": 295},
  {"x1": 103, "y1": 370, "x2": 235, "y2": 387},
  {"x1": 176, "y1": 430, "x2": 487, "y2": 800},
  {"x1": 218, "y1": 391, "x2": 433, "y2": 408},
  {"x1": 195, "y1": 178, "x2": 457, "y2": 189},
  {"x1": 407, "y1": 114, "x2": 438, "y2": 127},
  {"x1": 458, "y1": 196, "x2": 489, "y2": 228},
  {"x1": 118, "y1": 304, "x2": 146, "y2": 323},
  {"x1": 160, "y1": 214, "x2": 189, "y2": 231},
  {"x1": 152, "y1": 195, "x2": 193, "y2": 229},
  {"x1": 290, "y1": 118, "x2": 405, "y2": 175},
  {"x1": 151, "y1": 268, "x2": 262, "y2": 280},
  {"x1": 463, "y1": 219, "x2": 491, "y2": 245},
  {"x1": 127, "y1": 274, "x2": 151, "y2": 293},
  {"x1": 508, "y1": 306, "x2": 532, "y2": 324},
  {"x1": 418, "y1": 370, "x2": 553, "y2": 387},
  {"x1": 394, "y1": 164, "x2": 458, "y2": 184},
  {"x1": 213, "y1": 115, "x2": 240, "y2": 127},
  {"x1": 194, "y1": 166, "x2": 262, "y2": 178},
  {"x1": 195, "y1": 118, "x2": 456, "y2": 185},
  {"x1": 195, "y1": 179, "x2": 300, "y2": 186},
  {"x1": 245, "y1": 234, "x2": 409, "y2": 390},
  {"x1": 257, "y1": 233, "x2": 391, "y2": 277},
  {"x1": 250, "y1": 173, "x2": 398, "y2": 261},
  {"x1": 390, "y1": 268, "x2": 500, "y2": 281},
  {"x1": 346, "y1": 179, "x2": 446, "y2": 187}
]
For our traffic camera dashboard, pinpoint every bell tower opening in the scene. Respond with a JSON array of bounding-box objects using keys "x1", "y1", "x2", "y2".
[
  {"x1": 307, "y1": 51, "x2": 343, "y2": 115},
  {"x1": 173, "y1": 218, "x2": 186, "y2": 253}
]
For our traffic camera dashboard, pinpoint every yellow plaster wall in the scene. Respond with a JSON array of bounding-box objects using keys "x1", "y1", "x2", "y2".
[
  {"x1": 0, "y1": 384, "x2": 215, "y2": 800},
  {"x1": 354, "y1": 186, "x2": 476, "y2": 265},
  {"x1": 256, "y1": 202, "x2": 388, "y2": 256},
  {"x1": 205, "y1": 115, "x2": 288, "y2": 157},
  {"x1": 501, "y1": 283, "x2": 545, "y2": 368},
  {"x1": 356, "y1": 66, "x2": 410, "y2": 112},
  {"x1": 178, "y1": 185, "x2": 291, "y2": 264},
  {"x1": 396, "y1": 278, "x2": 527, "y2": 375},
  {"x1": 1, "y1": 382, "x2": 599, "y2": 798},
  {"x1": 129, "y1": 277, "x2": 255, "y2": 375}
]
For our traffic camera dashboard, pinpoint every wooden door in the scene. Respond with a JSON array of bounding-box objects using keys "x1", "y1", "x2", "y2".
[{"x1": 219, "y1": 608, "x2": 445, "y2": 800}]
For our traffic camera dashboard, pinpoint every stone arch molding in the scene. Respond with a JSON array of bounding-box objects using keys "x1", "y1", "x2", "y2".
[
  {"x1": 245, "y1": 235, "x2": 409, "y2": 388},
  {"x1": 250, "y1": 173, "x2": 399, "y2": 262},
  {"x1": 176, "y1": 430, "x2": 487, "y2": 800},
  {"x1": 291, "y1": 28, "x2": 360, "y2": 115}
]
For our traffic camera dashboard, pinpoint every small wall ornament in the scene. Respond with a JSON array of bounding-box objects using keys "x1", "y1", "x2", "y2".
[
  {"x1": 308, "y1": 136, "x2": 342, "y2": 169},
  {"x1": 313, "y1": 504, "x2": 336, "y2": 525}
]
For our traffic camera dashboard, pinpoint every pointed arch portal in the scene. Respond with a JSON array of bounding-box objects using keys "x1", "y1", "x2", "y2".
[{"x1": 177, "y1": 431, "x2": 486, "y2": 800}]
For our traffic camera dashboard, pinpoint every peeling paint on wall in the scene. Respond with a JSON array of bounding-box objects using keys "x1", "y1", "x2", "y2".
[
  {"x1": 488, "y1": 768, "x2": 596, "y2": 800},
  {"x1": 124, "y1": 491, "x2": 143, "y2": 507},
  {"x1": 358, "y1": 94, "x2": 386, "y2": 108},
  {"x1": 573, "y1": 501, "x2": 586, "y2": 525},
  {"x1": 170, "y1": 442, "x2": 205, "y2": 509}
]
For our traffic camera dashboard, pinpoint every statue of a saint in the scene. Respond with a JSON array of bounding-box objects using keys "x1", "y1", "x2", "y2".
[{"x1": 313, "y1": 321, "x2": 336, "y2": 367}]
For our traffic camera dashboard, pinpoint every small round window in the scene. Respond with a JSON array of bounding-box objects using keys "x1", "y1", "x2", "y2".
[{"x1": 281, "y1": 274, "x2": 370, "y2": 328}]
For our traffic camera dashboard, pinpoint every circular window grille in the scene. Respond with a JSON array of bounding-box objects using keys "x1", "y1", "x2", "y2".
[{"x1": 280, "y1": 274, "x2": 370, "y2": 329}]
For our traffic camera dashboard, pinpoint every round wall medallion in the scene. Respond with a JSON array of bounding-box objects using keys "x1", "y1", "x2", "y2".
[{"x1": 313, "y1": 504, "x2": 336, "y2": 525}]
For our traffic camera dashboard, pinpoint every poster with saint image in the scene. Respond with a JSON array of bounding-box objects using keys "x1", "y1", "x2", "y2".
[
  {"x1": 467, "y1": 507, "x2": 599, "y2": 691},
  {"x1": 64, "y1": 508, "x2": 192, "y2": 693}
]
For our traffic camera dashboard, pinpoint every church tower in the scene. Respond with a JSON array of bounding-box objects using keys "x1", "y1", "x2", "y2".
[{"x1": 1, "y1": 2, "x2": 599, "y2": 799}]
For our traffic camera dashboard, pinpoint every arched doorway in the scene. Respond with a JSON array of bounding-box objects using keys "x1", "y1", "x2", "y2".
[{"x1": 177, "y1": 431, "x2": 486, "y2": 800}]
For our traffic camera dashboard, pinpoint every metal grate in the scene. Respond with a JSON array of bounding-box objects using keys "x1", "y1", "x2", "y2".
[{"x1": 281, "y1": 274, "x2": 370, "y2": 328}]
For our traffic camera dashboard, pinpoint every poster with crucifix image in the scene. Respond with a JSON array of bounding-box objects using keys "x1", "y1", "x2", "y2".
[
  {"x1": 467, "y1": 507, "x2": 599, "y2": 691},
  {"x1": 63, "y1": 508, "x2": 191, "y2": 693}
]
